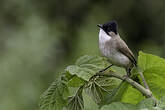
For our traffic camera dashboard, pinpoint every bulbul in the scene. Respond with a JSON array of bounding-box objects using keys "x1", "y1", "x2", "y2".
[{"x1": 97, "y1": 21, "x2": 137, "y2": 76}]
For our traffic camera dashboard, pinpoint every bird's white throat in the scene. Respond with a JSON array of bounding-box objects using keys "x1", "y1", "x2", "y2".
[
  {"x1": 99, "y1": 29, "x2": 111, "y2": 43},
  {"x1": 99, "y1": 28, "x2": 112, "y2": 58},
  {"x1": 98, "y1": 28, "x2": 131, "y2": 68}
]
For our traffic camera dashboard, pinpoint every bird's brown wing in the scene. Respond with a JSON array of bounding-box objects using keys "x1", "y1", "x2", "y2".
[{"x1": 116, "y1": 38, "x2": 137, "y2": 66}]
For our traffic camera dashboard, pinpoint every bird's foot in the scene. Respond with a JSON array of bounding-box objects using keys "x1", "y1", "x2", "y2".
[{"x1": 122, "y1": 74, "x2": 129, "y2": 81}]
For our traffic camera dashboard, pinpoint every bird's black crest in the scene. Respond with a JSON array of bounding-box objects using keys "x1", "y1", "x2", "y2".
[{"x1": 102, "y1": 21, "x2": 118, "y2": 34}]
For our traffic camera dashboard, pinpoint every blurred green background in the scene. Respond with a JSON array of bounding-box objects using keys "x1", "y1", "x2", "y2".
[{"x1": 0, "y1": 0, "x2": 165, "y2": 110}]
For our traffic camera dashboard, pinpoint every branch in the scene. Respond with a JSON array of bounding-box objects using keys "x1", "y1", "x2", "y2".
[{"x1": 97, "y1": 70, "x2": 157, "y2": 105}]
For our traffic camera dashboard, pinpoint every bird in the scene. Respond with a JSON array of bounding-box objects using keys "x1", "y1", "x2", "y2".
[{"x1": 97, "y1": 21, "x2": 137, "y2": 76}]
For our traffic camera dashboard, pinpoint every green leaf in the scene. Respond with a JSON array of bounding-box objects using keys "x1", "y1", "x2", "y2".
[
  {"x1": 68, "y1": 86, "x2": 84, "y2": 110},
  {"x1": 75, "y1": 55, "x2": 106, "y2": 67},
  {"x1": 67, "y1": 75, "x2": 86, "y2": 87},
  {"x1": 85, "y1": 76, "x2": 120, "y2": 105},
  {"x1": 136, "y1": 98, "x2": 154, "y2": 110},
  {"x1": 138, "y1": 51, "x2": 165, "y2": 71},
  {"x1": 101, "y1": 98, "x2": 154, "y2": 110},
  {"x1": 98, "y1": 81, "x2": 128, "y2": 107},
  {"x1": 101, "y1": 102, "x2": 136, "y2": 110},
  {"x1": 66, "y1": 65, "x2": 94, "y2": 81},
  {"x1": 121, "y1": 85, "x2": 145, "y2": 104},
  {"x1": 66, "y1": 55, "x2": 107, "y2": 81},
  {"x1": 118, "y1": 52, "x2": 165, "y2": 104},
  {"x1": 85, "y1": 78, "x2": 103, "y2": 104},
  {"x1": 156, "y1": 96, "x2": 165, "y2": 110},
  {"x1": 138, "y1": 51, "x2": 165, "y2": 99},
  {"x1": 118, "y1": 72, "x2": 144, "y2": 104},
  {"x1": 39, "y1": 79, "x2": 69, "y2": 110},
  {"x1": 144, "y1": 67, "x2": 165, "y2": 99}
]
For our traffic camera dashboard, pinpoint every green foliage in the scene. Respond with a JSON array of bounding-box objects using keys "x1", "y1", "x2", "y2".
[
  {"x1": 120, "y1": 51, "x2": 165, "y2": 104},
  {"x1": 66, "y1": 55, "x2": 121, "y2": 109},
  {"x1": 40, "y1": 55, "x2": 113, "y2": 110},
  {"x1": 101, "y1": 102, "x2": 136, "y2": 110},
  {"x1": 39, "y1": 78, "x2": 69, "y2": 110},
  {"x1": 120, "y1": 85, "x2": 145, "y2": 104},
  {"x1": 101, "y1": 97, "x2": 165, "y2": 110},
  {"x1": 138, "y1": 51, "x2": 165, "y2": 70},
  {"x1": 99, "y1": 81, "x2": 128, "y2": 107},
  {"x1": 101, "y1": 98, "x2": 154, "y2": 110},
  {"x1": 67, "y1": 75, "x2": 86, "y2": 87},
  {"x1": 85, "y1": 76, "x2": 119, "y2": 104},
  {"x1": 39, "y1": 52, "x2": 165, "y2": 110},
  {"x1": 157, "y1": 96, "x2": 165, "y2": 110},
  {"x1": 68, "y1": 86, "x2": 84, "y2": 110},
  {"x1": 66, "y1": 55, "x2": 107, "y2": 81}
]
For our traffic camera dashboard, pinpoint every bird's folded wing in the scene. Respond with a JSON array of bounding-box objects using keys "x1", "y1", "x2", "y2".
[{"x1": 117, "y1": 38, "x2": 137, "y2": 66}]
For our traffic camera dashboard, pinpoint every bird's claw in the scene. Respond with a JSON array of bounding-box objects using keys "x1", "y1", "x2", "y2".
[{"x1": 122, "y1": 75, "x2": 129, "y2": 81}]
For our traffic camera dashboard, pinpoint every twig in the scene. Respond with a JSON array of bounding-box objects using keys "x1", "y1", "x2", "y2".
[{"x1": 97, "y1": 71, "x2": 157, "y2": 105}]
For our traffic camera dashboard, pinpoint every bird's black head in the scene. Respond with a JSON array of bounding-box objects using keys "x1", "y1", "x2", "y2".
[{"x1": 97, "y1": 21, "x2": 118, "y2": 35}]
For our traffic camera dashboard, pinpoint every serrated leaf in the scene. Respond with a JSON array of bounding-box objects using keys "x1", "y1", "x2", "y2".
[
  {"x1": 66, "y1": 55, "x2": 107, "y2": 81},
  {"x1": 39, "y1": 79, "x2": 69, "y2": 110},
  {"x1": 85, "y1": 80, "x2": 103, "y2": 104},
  {"x1": 68, "y1": 87, "x2": 84, "y2": 110},
  {"x1": 85, "y1": 76, "x2": 119, "y2": 105}
]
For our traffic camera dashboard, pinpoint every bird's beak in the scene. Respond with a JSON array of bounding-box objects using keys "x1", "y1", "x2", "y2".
[{"x1": 97, "y1": 24, "x2": 103, "y2": 29}]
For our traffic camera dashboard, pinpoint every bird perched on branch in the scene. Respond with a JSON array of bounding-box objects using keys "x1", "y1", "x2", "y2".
[{"x1": 97, "y1": 21, "x2": 137, "y2": 76}]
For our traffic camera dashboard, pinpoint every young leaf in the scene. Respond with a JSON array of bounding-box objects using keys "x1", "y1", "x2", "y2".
[
  {"x1": 66, "y1": 55, "x2": 108, "y2": 81},
  {"x1": 85, "y1": 79, "x2": 103, "y2": 104},
  {"x1": 85, "y1": 76, "x2": 119, "y2": 105},
  {"x1": 68, "y1": 86, "x2": 84, "y2": 110},
  {"x1": 39, "y1": 79, "x2": 69, "y2": 110}
]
